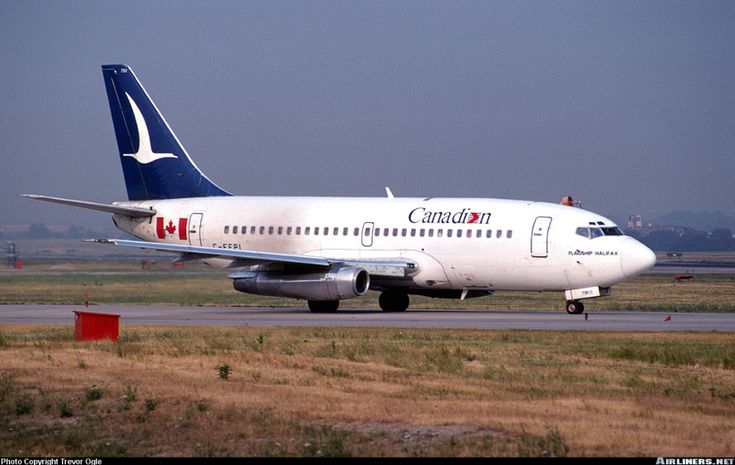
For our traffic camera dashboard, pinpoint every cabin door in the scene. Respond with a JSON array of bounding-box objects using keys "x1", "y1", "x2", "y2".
[
  {"x1": 531, "y1": 216, "x2": 552, "y2": 258},
  {"x1": 188, "y1": 213, "x2": 203, "y2": 246}
]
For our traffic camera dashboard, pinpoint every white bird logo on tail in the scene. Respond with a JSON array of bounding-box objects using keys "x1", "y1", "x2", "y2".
[{"x1": 122, "y1": 92, "x2": 177, "y2": 164}]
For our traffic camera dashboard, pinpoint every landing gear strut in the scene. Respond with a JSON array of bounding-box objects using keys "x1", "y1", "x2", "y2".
[
  {"x1": 379, "y1": 290, "x2": 409, "y2": 312},
  {"x1": 308, "y1": 300, "x2": 339, "y2": 313},
  {"x1": 565, "y1": 300, "x2": 585, "y2": 314}
]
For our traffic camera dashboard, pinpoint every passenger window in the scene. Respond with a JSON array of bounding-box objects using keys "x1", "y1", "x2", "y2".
[
  {"x1": 401, "y1": 228, "x2": 407, "y2": 237},
  {"x1": 410, "y1": 229, "x2": 416, "y2": 237},
  {"x1": 428, "y1": 229, "x2": 434, "y2": 237},
  {"x1": 224, "y1": 226, "x2": 229, "y2": 234},
  {"x1": 259, "y1": 226, "x2": 265, "y2": 235},
  {"x1": 375, "y1": 228, "x2": 380, "y2": 237},
  {"x1": 383, "y1": 228, "x2": 389, "y2": 236},
  {"x1": 287, "y1": 226, "x2": 292, "y2": 235},
  {"x1": 447, "y1": 229, "x2": 453, "y2": 238},
  {"x1": 334, "y1": 227, "x2": 339, "y2": 236},
  {"x1": 354, "y1": 227, "x2": 360, "y2": 236},
  {"x1": 268, "y1": 226, "x2": 274, "y2": 235},
  {"x1": 323, "y1": 227, "x2": 328, "y2": 236},
  {"x1": 343, "y1": 227, "x2": 348, "y2": 236},
  {"x1": 496, "y1": 230, "x2": 502, "y2": 238},
  {"x1": 477, "y1": 229, "x2": 482, "y2": 238},
  {"x1": 296, "y1": 227, "x2": 301, "y2": 235},
  {"x1": 365, "y1": 228, "x2": 371, "y2": 236},
  {"x1": 466, "y1": 230, "x2": 472, "y2": 238},
  {"x1": 507, "y1": 230, "x2": 513, "y2": 239},
  {"x1": 314, "y1": 227, "x2": 319, "y2": 235},
  {"x1": 278, "y1": 226, "x2": 283, "y2": 235},
  {"x1": 393, "y1": 228, "x2": 398, "y2": 236},
  {"x1": 437, "y1": 229, "x2": 443, "y2": 238},
  {"x1": 305, "y1": 227, "x2": 311, "y2": 235},
  {"x1": 486, "y1": 230, "x2": 492, "y2": 238},
  {"x1": 232, "y1": 226, "x2": 238, "y2": 234}
]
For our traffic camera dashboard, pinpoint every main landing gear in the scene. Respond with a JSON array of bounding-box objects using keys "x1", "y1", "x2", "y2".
[
  {"x1": 378, "y1": 290, "x2": 409, "y2": 312},
  {"x1": 308, "y1": 300, "x2": 339, "y2": 313},
  {"x1": 308, "y1": 290, "x2": 410, "y2": 313},
  {"x1": 565, "y1": 300, "x2": 585, "y2": 314}
]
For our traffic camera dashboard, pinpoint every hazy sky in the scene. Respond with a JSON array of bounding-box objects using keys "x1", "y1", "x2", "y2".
[{"x1": 2, "y1": 0, "x2": 734, "y2": 227}]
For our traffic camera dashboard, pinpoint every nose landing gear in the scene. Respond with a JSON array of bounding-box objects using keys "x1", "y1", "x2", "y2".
[{"x1": 565, "y1": 300, "x2": 585, "y2": 314}]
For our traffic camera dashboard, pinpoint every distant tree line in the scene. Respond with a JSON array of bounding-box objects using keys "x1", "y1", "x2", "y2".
[
  {"x1": 0, "y1": 223, "x2": 101, "y2": 240},
  {"x1": 626, "y1": 226, "x2": 735, "y2": 252}
]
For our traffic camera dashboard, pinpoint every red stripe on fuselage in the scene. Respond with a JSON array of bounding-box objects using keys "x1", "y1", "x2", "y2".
[{"x1": 179, "y1": 218, "x2": 188, "y2": 240}]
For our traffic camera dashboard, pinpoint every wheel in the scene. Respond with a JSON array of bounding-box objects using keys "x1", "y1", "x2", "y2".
[
  {"x1": 308, "y1": 300, "x2": 339, "y2": 313},
  {"x1": 565, "y1": 300, "x2": 584, "y2": 314},
  {"x1": 379, "y1": 290, "x2": 409, "y2": 312}
]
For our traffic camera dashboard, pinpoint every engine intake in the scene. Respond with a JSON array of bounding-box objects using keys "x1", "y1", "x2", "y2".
[{"x1": 233, "y1": 267, "x2": 370, "y2": 301}]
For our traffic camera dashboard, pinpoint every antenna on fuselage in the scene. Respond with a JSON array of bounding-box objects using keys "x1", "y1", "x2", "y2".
[{"x1": 385, "y1": 187, "x2": 395, "y2": 200}]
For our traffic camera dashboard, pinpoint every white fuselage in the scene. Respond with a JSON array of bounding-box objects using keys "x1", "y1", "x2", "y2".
[{"x1": 114, "y1": 196, "x2": 655, "y2": 293}]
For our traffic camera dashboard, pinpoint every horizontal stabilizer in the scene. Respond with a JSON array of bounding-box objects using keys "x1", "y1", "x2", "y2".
[{"x1": 21, "y1": 194, "x2": 156, "y2": 217}]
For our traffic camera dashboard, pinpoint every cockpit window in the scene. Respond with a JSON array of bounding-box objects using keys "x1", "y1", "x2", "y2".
[
  {"x1": 576, "y1": 226, "x2": 624, "y2": 239},
  {"x1": 601, "y1": 227, "x2": 623, "y2": 236}
]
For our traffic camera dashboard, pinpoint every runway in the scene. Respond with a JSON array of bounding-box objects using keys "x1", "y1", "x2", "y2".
[{"x1": 1, "y1": 304, "x2": 734, "y2": 332}]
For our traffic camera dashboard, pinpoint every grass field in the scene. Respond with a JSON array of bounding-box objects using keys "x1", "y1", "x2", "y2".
[
  {"x1": 0, "y1": 326, "x2": 733, "y2": 457},
  {"x1": 1, "y1": 266, "x2": 733, "y2": 312},
  {"x1": 1, "y1": 262, "x2": 734, "y2": 456}
]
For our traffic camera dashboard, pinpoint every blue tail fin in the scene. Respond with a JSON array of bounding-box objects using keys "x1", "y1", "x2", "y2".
[{"x1": 102, "y1": 64, "x2": 231, "y2": 200}]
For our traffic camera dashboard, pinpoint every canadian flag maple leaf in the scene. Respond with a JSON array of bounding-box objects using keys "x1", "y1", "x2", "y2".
[{"x1": 165, "y1": 220, "x2": 176, "y2": 235}]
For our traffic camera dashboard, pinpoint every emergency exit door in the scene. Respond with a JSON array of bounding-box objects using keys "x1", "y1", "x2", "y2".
[
  {"x1": 531, "y1": 216, "x2": 552, "y2": 258},
  {"x1": 361, "y1": 222, "x2": 374, "y2": 247}
]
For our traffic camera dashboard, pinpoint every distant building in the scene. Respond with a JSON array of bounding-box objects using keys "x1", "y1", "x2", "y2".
[
  {"x1": 5, "y1": 242, "x2": 18, "y2": 268},
  {"x1": 628, "y1": 215, "x2": 642, "y2": 228}
]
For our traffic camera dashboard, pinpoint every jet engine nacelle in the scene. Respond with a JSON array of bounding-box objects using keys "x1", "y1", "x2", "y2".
[{"x1": 233, "y1": 267, "x2": 370, "y2": 301}]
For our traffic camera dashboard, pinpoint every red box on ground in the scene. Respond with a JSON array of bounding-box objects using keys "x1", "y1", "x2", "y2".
[{"x1": 74, "y1": 311, "x2": 120, "y2": 341}]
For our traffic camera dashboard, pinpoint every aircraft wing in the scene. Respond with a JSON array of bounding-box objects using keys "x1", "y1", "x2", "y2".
[{"x1": 91, "y1": 239, "x2": 416, "y2": 278}]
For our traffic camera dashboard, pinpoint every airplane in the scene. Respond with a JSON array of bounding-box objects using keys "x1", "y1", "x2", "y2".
[{"x1": 23, "y1": 64, "x2": 657, "y2": 314}]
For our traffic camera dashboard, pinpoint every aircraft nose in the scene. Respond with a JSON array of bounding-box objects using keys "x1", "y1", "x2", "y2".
[{"x1": 620, "y1": 238, "x2": 657, "y2": 278}]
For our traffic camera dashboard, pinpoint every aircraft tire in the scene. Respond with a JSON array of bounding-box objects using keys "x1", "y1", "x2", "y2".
[
  {"x1": 379, "y1": 290, "x2": 409, "y2": 312},
  {"x1": 565, "y1": 300, "x2": 584, "y2": 314},
  {"x1": 308, "y1": 300, "x2": 339, "y2": 313}
]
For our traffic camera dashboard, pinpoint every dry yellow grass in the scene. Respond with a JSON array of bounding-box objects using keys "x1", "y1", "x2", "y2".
[{"x1": 1, "y1": 326, "x2": 733, "y2": 456}]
